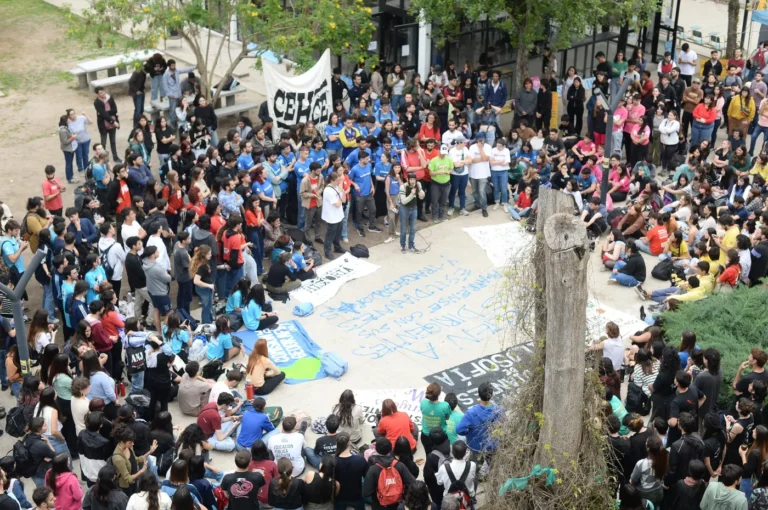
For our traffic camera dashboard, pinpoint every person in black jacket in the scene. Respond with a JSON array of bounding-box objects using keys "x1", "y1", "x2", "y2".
[
  {"x1": 263, "y1": 252, "x2": 301, "y2": 294},
  {"x1": 671, "y1": 459, "x2": 707, "y2": 509},
  {"x1": 144, "y1": 53, "x2": 167, "y2": 103},
  {"x1": 609, "y1": 241, "x2": 646, "y2": 287},
  {"x1": 79, "y1": 411, "x2": 114, "y2": 486},
  {"x1": 749, "y1": 226, "x2": 768, "y2": 286},
  {"x1": 664, "y1": 412, "x2": 705, "y2": 505},
  {"x1": 566, "y1": 77, "x2": 586, "y2": 136},
  {"x1": 195, "y1": 96, "x2": 219, "y2": 147},
  {"x1": 25, "y1": 417, "x2": 57, "y2": 486},
  {"x1": 606, "y1": 415, "x2": 629, "y2": 490},
  {"x1": 93, "y1": 87, "x2": 120, "y2": 162},
  {"x1": 124, "y1": 236, "x2": 154, "y2": 326},
  {"x1": 536, "y1": 81, "x2": 553, "y2": 132},
  {"x1": 362, "y1": 437, "x2": 416, "y2": 510},
  {"x1": 423, "y1": 428, "x2": 450, "y2": 507},
  {"x1": 128, "y1": 69, "x2": 147, "y2": 127}
]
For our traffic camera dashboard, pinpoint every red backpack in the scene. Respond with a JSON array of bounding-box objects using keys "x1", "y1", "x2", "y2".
[
  {"x1": 376, "y1": 459, "x2": 404, "y2": 506},
  {"x1": 213, "y1": 485, "x2": 229, "y2": 510}
]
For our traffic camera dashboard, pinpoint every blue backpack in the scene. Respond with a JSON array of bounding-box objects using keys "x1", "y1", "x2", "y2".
[{"x1": 320, "y1": 352, "x2": 348, "y2": 379}]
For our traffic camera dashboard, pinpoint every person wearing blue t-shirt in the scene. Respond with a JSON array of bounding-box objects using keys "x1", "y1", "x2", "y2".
[
  {"x1": 206, "y1": 315, "x2": 242, "y2": 361},
  {"x1": 309, "y1": 137, "x2": 329, "y2": 172},
  {"x1": 375, "y1": 138, "x2": 400, "y2": 165},
  {"x1": 163, "y1": 312, "x2": 193, "y2": 357},
  {"x1": 294, "y1": 146, "x2": 312, "y2": 230},
  {"x1": 242, "y1": 284, "x2": 278, "y2": 331},
  {"x1": 237, "y1": 140, "x2": 258, "y2": 171},
  {"x1": 236, "y1": 397, "x2": 278, "y2": 450},
  {"x1": 576, "y1": 167, "x2": 598, "y2": 199},
  {"x1": 1, "y1": 222, "x2": 26, "y2": 279},
  {"x1": 344, "y1": 138, "x2": 371, "y2": 170},
  {"x1": 289, "y1": 240, "x2": 315, "y2": 281},
  {"x1": 325, "y1": 114, "x2": 344, "y2": 156},
  {"x1": 277, "y1": 145, "x2": 295, "y2": 169},
  {"x1": 91, "y1": 151, "x2": 110, "y2": 190},
  {"x1": 349, "y1": 151, "x2": 381, "y2": 237},
  {"x1": 375, "y1": 99, "x2": 397, "y2": 126},
  {"x1": 251, "y1": 166, "x2": 277, "y2": 218},
  {"x1": 84, "y1": 253, "x2": 107, "y2": 304}
]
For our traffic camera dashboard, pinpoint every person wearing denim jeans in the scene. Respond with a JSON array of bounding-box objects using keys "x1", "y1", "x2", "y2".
[
  {"x1": 200, "y1": 394, "x2": 241, "y2": 452},
  {"x1": 751, "y1": 100, "x2": 768, "y2": 156},
  {"x1": 608, "y1": 244, "x2": 646, "y2": 287},
  {"x1": 475, "y1": 104, "x2": 501, "y2": 145},
  {"x1": 67, "y1": 110, "x2": 92, "y2": 175},
  {"x1": 428, "y1": 147, "x2": 453, "y2": 221},
  {"x1": 468, "y1": 138, "x2": 492, "y2": 217},
  {"x1": 448, "y1": 141, "x2": 471, "y2": 216},
  {"x1": 489, "y1": 140, "x2": 511, "y2": 209},
  {"x1": 399, "y1": 176, "x2": 423, "y2": 252},
  {"x1": 192, "y1": 245, "x2": 215, "y2": 325},
  {"x1": 59, "y1": 121, "x2": 77, "y2": 183},
  {"x1": 128, "y1": 69, "x2": 147, "y2": 127}
]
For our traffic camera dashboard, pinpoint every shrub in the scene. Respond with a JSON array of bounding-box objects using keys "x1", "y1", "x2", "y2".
[{"x1": 661, "y1": 286, "x2": 768, "y2": 409}]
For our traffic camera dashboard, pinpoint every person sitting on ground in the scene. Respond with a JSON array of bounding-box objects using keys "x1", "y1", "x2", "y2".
[
  {"x1": 267, "y1": 416, "x2": 308, "y2": 478},
  {"x1": 221, "y1": 450, "x2": 266, "y2": 510},
  {"x1": 289, "y1": 240, "x2": 316, "y2": 281},
  {"x1": 160, "y1": 459, "x2": 202, "y2": 504},
  {"x1": 177, "y1": 361, "x2": 214, "y2": 417},
  {"x1": 608, "y1": 240, "x2": 647, "y2": 288},
  {"x1": 263, "y1": 252, "x2": 302, "y2": 295},
  {"x1": 236, "y1": 397, "x2": 277, "y2": 451},
  {"x1": 304, "y1": 414, "x2": 340, "y2": 469},
  {"x1": 268, "y1": 458, "x2": 306, "y2": 510},
  {"x1": 209, "y1": 369, "x2": 245, "y2": 404},
  {"x1": 242, "y1": 284, "x2": 279, "y2": 331},
  {"x1": 362, "y1": 437, "x2": 417, "y2": 508},
  {"x1": 246, "y1": 338, "x2": 286, "y2": 395},
  {"x1": 197, "y1": 393, "x2": 241, "y2": 452},
  {"x1": 205, "y1": 315, "x2": 241, "y2": 362}
]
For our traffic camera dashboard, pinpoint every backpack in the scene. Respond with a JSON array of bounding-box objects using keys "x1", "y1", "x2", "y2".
[
  {"x1": 376, "y1": 460, "x2": 404, "y2": 506},
  {"x1": 213, "y1": 485, "x2": 229, "y2": 510},
  {"x1": 445, "y1": 462, "x2": 474, "y2": 510},
  {"x1": 126, "y1": 344, "x2": 147, "y2": 374},
  {"x1": 100, "y1": 243, "x2": 115, "y2": 281},
  {"x1": 18, "y1": 213, "x2": 33, "y2": 242},
  {"x1": 202, "y1": 359, "x2": 225, "y2": 381},
  {"x1": 625, "y1": 382, "x2": 651, "y2": 416},
  {"x1": 13, "y1": 438, "x2": 36, "y2": 478},
  {"x1": 5, "y1": 407, "x2": 27, "y2": 438},
  {"x1": 320, "y1": 351, "x2": 348, "y2": 379},
  {"x1": 651, "y1": 258, "x2": 674, "y2": 281},
  {"x1": 188, "y1": 336, "x2": 207, "y2": 362},
  {"x1": 350, "y1": 244, "x2": 369, "y2": 258}
]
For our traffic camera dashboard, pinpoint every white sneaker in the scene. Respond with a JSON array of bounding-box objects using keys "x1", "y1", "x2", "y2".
[
  {"x1": 460, "y1": 209, "x2": 469, "y2": 216},
  {"x1": 384, "y1": 236, "x2": 394, "y2": 244},
  {"x1": 396, "y1": 231, "x2": 401, "y2": 235},
  {"x1": 342, "y1": 238, "x2": 349, "y2": 244},
  {"x1": 493, "y1": 204, "x2": 499, "y2": 211},
  {"x1": 447, "y1": 208, "x2": 454, "y2": 216}
]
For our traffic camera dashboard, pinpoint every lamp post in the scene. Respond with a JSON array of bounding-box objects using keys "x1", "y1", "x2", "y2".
[
  {"x1": 599, "y1": 78, "x2": 635, "y2": 205},
  {"x1": 0, "y1": 250, "x2": 45, "y2": 377}
]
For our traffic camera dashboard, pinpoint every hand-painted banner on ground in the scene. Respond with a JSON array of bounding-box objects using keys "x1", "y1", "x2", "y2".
[
  {"x1": 462, "y1": 223, "x2": 533, "y2": 268},
  {"x1": 291, "y1": 254, "x2": 380, "y2": 307},
  {"x1": 424, "y1": 343, "x2": 534, "y2": 408},
  {"x1": 586, "y1": 298, "x2": 649, "y2": 344},
  {"x1": 355, "y1": 388, "x2": 426, "y2": 428},
  {"x1": 263, "y1": 49, "x2": 333, "y2": 142},
  {"x1": 238, "y1": 321, "x2": 333, "y2": 384}
]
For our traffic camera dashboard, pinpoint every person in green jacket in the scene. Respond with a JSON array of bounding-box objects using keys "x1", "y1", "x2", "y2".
[
  {"x1": 420, "y1": 383, "x2": 452, "y2": 455},
  {"x1": 700, "y1": 464, "x2": 748, "y2": 510},
  {"x1": 112, "y1": 426, "x2": 158, "y2": 497}
]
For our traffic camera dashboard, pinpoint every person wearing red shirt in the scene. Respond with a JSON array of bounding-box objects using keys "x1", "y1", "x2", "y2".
[
  {"x1": 442, "y1": 77, "x2": 464, "y2": 108},
  {"x1": 690, "y1": 96, "x2": 718, "y2": 146},
  {"x1": 186, "y1": 186, "x2": 206, "y2": 219},
  {"x1": 222, "y1": 215, "x2": 249, "y2": 295},
  {"x1": 109, "y1": 165, "x2": 132, "y2": 217},
  {"x1": 244, "y1": 195, "x2": 265, "y2": 275},
  {"x1": 718, "y1": 249, "x2": 742, "y2": 287},
  {"x1": 376, "y1": 398, "x2": 417, "y2": 451},
  {"x1": 162, "y1": 170, "x2": 185, "y2": 233},
  {"x1": 401, "y1": 140, "x2": 429, "y2": 222},
  {"x1": 640, "y1": 70, "x2": 655, "y2": 100},
  {"x1": 208, "y1": 202, "x2": 226, "y2": 236},
  {"x1": 418, "y1": 112, "x2": 441, "y2": 145},
  {"x1": 42, "y1": 165, "x2": 66, "y2": 217},
  {"x1": 197, "y1": 393, "x2": 241, "y2": 451},
  {"x1": 421, "y1": 139, "x2": 439, "y2": 217},
  {"x1": 637, "y1": 212, "x2": 668, "y2": 256}
]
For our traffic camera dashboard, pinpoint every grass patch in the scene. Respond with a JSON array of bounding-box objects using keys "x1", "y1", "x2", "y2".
[
  {"x1": 661, "y1": 285, "x2": 768, "y2": 408},
  {"x1": 0, "y1": 70, "x2": 23, "y2": 90},
  {"x1": 0, "y1": 0, "x2": 64, "y2": 20}
]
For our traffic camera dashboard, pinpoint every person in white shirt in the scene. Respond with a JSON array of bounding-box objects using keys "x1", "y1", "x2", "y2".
[
  {"x1": 436, "y1": 440, "x2": 477, "y2": 497},
  {"x1": 145, "y1": 224, "x2": 170, "y2": 272},
  {"x1": 267, "y1": 416, "x2": 307, "y2": 477},
  {"x1": 468, "y1": 138, "x2": 492, "y2": 217},
  {"x1": 678, "y1": 43, "x2": 698, "y2": 86},
  {"x1": 120, "y1": 207, "x2": 145, "y2": 254},
  {"x1": 442, "y1": 119, "x2": 464, "y2": 147},
  {"x1": 321, "y1": 171, "x2": 345, "y2": 260},
  {"x1": 489, "y1": 139, "x2": 511, "y2": 210},
  {"x1": 208, "y1": 370, "x2": 244, "y2": 403},
  {"x1": 97, "y1": 223, "x2": 127, "y2": 297},
  {"x1": 448, "y1": 138, "x2": 472, "y2": 217}
]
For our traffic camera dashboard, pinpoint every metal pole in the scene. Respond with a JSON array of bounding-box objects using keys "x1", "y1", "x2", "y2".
[
  {"x1": 0, "y1": 250, "x2": 44, "y2": 377},
  {"x1": 671, "y1": 0, "x2": 682, "y2": 60},
  {"x1": 601, "y1": 78, "x2": 636, "y2": 205},
  {"x1": 741, "y1": 0, "x2": 750, "y2": 50}
]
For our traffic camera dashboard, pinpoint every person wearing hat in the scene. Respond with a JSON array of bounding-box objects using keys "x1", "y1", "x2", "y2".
[
  {"x1": 447, "y1": 137, "x2": 471, "y2": 217},
  {"x1": 681, "y1": 77, "x2": 704, "y2": 139},
  {"x1": 142, "y1": 245, "x2": 172, "y2": 333},
  {"x1": 427, "y1": 145, "x2": 454, "y2": 223},
  {"x1": 468, "y1": 137, "x2": 492, "y2": 217}
]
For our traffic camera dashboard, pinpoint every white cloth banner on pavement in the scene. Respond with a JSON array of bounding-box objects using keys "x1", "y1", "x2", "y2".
[
  {"x1": 290, "y1": 254, "x2": 380, "y2": 307},
  {"x1": 462, "y1": 223, "x2": 533, "y2": 268},
  {"x1": 355, "y1": 388, "x2": 425, "y2": 428},
  {"x1": 263, "y1": 48, "x2": 333, "y2": 142},
  {"x1": 586, "y1": 298, "x2": 649, "y2": 343}
]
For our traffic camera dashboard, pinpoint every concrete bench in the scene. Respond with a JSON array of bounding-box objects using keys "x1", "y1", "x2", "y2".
[
  {"x1": 69, "y1": 68, "x2": 88, "y2": 89},
  {"x1": 210, "y1": 86, "x2": 247, "y2": 108},
  {"x1": 215, "y1": 102, "x2": 258, "y2": 119},
  {"x1": 89, "y1": 73, "x2": 132, "y2": 93}
]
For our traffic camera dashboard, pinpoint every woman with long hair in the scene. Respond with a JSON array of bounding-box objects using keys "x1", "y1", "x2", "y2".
[
  {"x1": 394, "y1": 436, "x2": 420, "y2": 478},
  {"x1": 601, "y1": 229, "x2": 627, "y2": 270},
  {"x1": 114, "y1": 405, "x2": 151, "y2": 457},
  {"x1": 144, "y1": 335, "x2": 173, "y2": 422},
  {"x1": 83, "y1": 349, "x2": 118, "y2": 420},
  {"x1": 332, "y1": 390, "x2": 364, "y2": 444},
  {"x1": 629, "y1": 434, "x2": 667, "y2": 504},
  {"x1": 45, "y1": 453, "x2": 82, "y2": 509},
  {"x1": 718, "y1": 248, "x2": 742, "y2": 287},
  {"x1": 59, "y1": 114, "x2": 78, "y2": 183},
  {"x1": 84, "y1": 464, "x2": 129, "y2": 510},
  {"x1": 148, "y1": 411, "x2": 176, "y2": 477},
  {"x1": 100, "y1": 289, "x2": 124, "y2": 381},
  {"x1": 187, "y1": 456, "x2": 216, "y2": 510},
  {"x1": 242, "y1": 284, "x2": 279, "y2": 331},
  {"x1": 246, "y1": 338, "x2": 286, "y2": 395},
  {"x1": 677, "y1": 330, "x2": 699, "y2": 368},
  {"x1": 649, "y1": 346, "x2": 680, "y2": 421},
  {"x1": 39, "y1": 343, "x2": 60, "y2": 385},
  {"x1": 18, "y1": 374, "x2": 42, "y2": 423},
  {"x1": 0, "y1": 456, "x2": 33, "y2": 509},
  {"x1": 206, "y1": 315, "x2": 241, "y2": 362},
  {"x1": 269, "y1": 458, "x2": 306, "y2": 509},
  {"x1": 566, "y1": 77, "x2": 586, "y2": 137},
  {"x1": 377, "y1": 399, "x2": 417, "y2": 451},
  {"x1": 189, "y1": 245, "x2": 214, "y2": 325},
  {"x1": 169, "y1": 486, "x2": 197, "y2": 510},
  {"x1": 249, "y1": 440, "x2": 278, "y2": 506},
  {"x1": 161, "y1": 170, "x2": 184, "y2": 233},
  {"x1": 701, "y1": 412, "x2": 725, "y2": 480},
  {"x1": 29, "y1": 310, "x2": 55, "y2": 356},
  {"x1": 691, "y1": 94, "x2": 717, "y2": 147},
  {"x1": 740, "y1": 424, "x2": 768, "y2": 497},
  {"x1": 334, "y1": 433, "x2": 367, "y2": 510},
  {"x1": 5, "y1": 345, "x2": 22, "y2": 397},
  {"x1": 36, "y1": 386, "x2": 72, "y2": 461},
  {"x1": 303, "y1": 455, "x2": 339, "y2": 509},
  {"x1": 625, "y1": 413, "x2": 653, "y2": 478},
  {"x1": 727, "y1": 86, "x2": 756, "y2": 139},
  {"x1": 127, "y1": 468, "x2": 172, "y2": 510},
  {"x1": 48, "y1": 353, "x2": 78, "y2": 457},
  {"x1": 401, "y1": 481, "x2": 433, "y2": 510},
  {"x1": 244, "y1": 195, "x2": 265, "y2": 275}
]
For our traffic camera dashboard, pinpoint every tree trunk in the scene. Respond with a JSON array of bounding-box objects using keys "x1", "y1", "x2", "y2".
[
  {"x1": 514, "y1": 32, "x2": 529, "y2": 95},
  {"x1": 727, "y1": 0, "x2": 740, "y2": 58},
  {"x1": 534, "y1": 188, "x2": 579, "y2": 342},
  {"x1": 536, "y1": 212, "x2": 589, "y2": 465}
]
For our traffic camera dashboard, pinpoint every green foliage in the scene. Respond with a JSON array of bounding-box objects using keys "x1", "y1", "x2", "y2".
[
  {"x1": 66, "y1": 0, "x2": 376, "y2": 72},
  {"x1": 661, "y1": 286, "x2": 768, "y2": 408}
]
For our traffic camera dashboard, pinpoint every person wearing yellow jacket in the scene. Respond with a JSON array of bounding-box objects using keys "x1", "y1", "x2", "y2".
[
  {"x1": 727, "y1": 86, "x2": 756, "y2": 139},
  {"x1": 638, "y1": 260, "x2": 714, "y2": 302},
  {"x1": 339, "y1": 117, "x2": 361, "y2": 159}
]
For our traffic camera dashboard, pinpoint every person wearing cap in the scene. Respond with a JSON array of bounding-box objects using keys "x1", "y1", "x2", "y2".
[
  {"x1": 448, "y1": 137, "x2": 471, "y2": 217},
  {"x1": 427, "y1": 145, "x2": 453, "y2": 223},
  {"x1": 399, "y1": 173, "x2": 425, "y2": 253},
  {"x1": 142, "y1": 245, "x2": 172, "y2": 333},
  {"x1": 468, "y1": 137, "x2": 492, "y2": 217},
  {"x1": 681, "y1": 77, "x2": 704, "y2": 139}
]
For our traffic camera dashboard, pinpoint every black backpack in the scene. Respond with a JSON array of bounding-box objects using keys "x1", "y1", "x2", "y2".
[
  {"x1": 350, "y1": 244, "x2": 369, "y2": 258},
  {"x1": 13, "y1": 436, "x2": 37, "y2": 478},
  {"x1": 445, "y1": 462, "x2": 474, "y2": 510},
  {"x1": 100, "y1": 243, "x2": 115, "y2": 281},
  {"x1": 5, "y1": 407, "x2": 27, "y2": 438}
]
